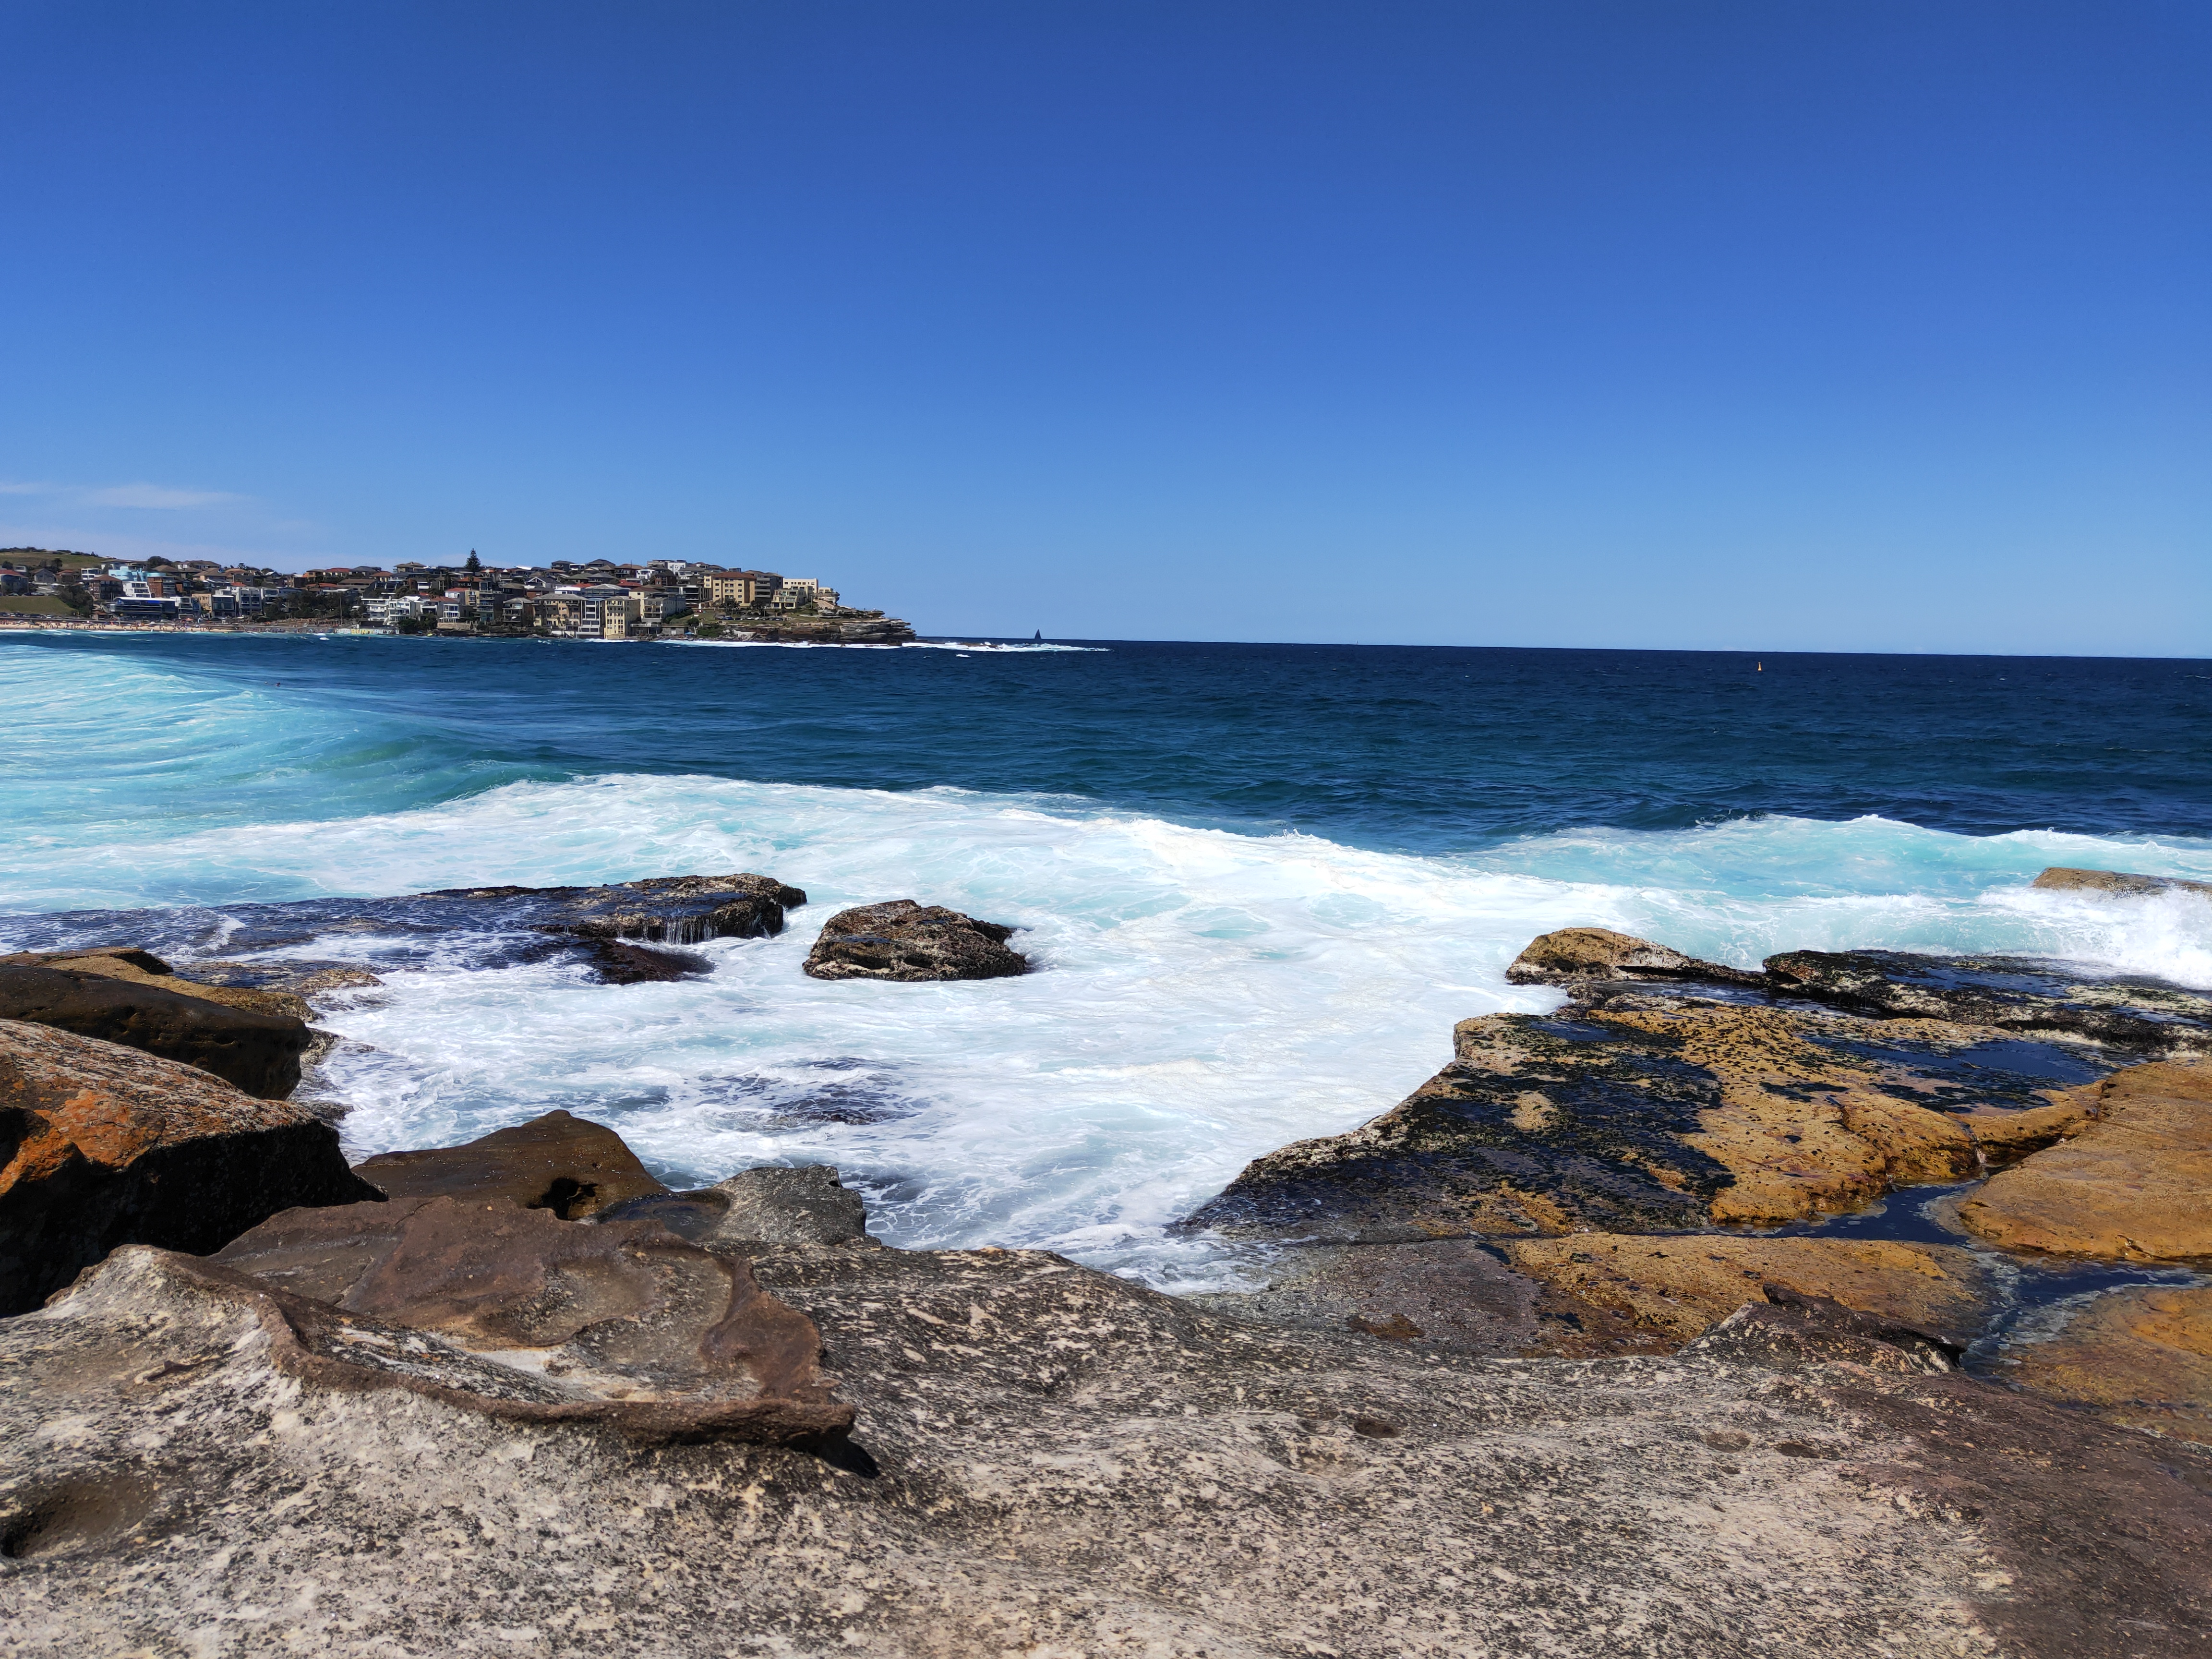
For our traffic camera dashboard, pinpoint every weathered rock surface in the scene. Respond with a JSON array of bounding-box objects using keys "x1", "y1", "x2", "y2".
[
  {"x1": 0, "y1": 1020, "x2": 381, "y2": 1315},
  {"x1": 0, "y1": 945, "x2": 312, "y2": 1021},
  {"x1": 1506, "y1": 926, "x2": 1766, "y2": 988},
  {"x1": 558, "y1": 872, "x2": 807, "y2": 945},
  {"x1": 1761, "y1": 948, "x2": 2212, "y2": 1054},
  {"x1": 1960, "y1": 1060, "x2": 2212, "y2": 1262},
  {"x1": 1188, "y1": 988, "x2": 2116, "y2": 1239},
  {"x1": 803, "y1": 900, "x2": 1028, "y2": 982},
  {"x1": 352, "y1": 1108, "x2": 670, "y2": 1219},
  {"x1": 1996, "y1": 1284, "x2": 2212, "y2": 1445},
  {"x1": 2033, "y1": 866, "x2": 2212, "y2": 901},
  {"x1": 208, "y1": 1197, "x2": 851, "y2": 1442},
  {"x1": 595, "y1": 1162, "x2": 880, "y2": 1254},
  {"x1": 1502, "y1": 1234, "x2": 1997, "y2": 1350},
  {"x1": 1190, "y1": 1234, "x2": 1997, "y2": 1361},
  {"x1": 5, "y1": 1231, "x2": 2209, "y2": 1655},
  {"x1": 0, "y1": 961, "x2": 313, "y2": 1097}
]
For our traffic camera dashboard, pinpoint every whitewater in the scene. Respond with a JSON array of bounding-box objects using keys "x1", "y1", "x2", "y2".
[{"x1": 4, "y1": 633, "x2": 2208, "y2": 1286}]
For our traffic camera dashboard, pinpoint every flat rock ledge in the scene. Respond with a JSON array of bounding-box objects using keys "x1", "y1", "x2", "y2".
[
  {"x1": 803, "y1": 900, "x2": 1028, "y2": 981},
  {"x1": 8, "y1": 1225, "x2": 2212, "y2": 1655}
]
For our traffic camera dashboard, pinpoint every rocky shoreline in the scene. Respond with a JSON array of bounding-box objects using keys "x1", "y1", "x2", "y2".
[{"x1": 3, "y1": 874, "x2": 2209, "y2": 1654}]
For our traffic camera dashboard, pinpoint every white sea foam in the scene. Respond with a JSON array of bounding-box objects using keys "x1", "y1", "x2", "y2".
[
  {"x1": 8, "y1": 767, "x2": 2204, "y2": 1285},
  {"x1": 6, "y1": 643, "x2": 2208, "y2": 1285}
]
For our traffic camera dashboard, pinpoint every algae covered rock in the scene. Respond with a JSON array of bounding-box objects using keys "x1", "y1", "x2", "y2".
[
  {"x1": 0, "y1": 1019, "x2": 380, "y2": 1314},
  {"x1": 803, "y1": 900, "x2": 1027, "y2": 982}
]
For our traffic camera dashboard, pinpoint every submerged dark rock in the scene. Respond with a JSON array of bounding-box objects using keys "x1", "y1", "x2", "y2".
[
  {"x1": 802, "y1": 900, "x2": 1028, "y2": 982},
  {"x1": 0, "y1": 1020, "x2": 381, "y2": 1315},
  {"x1": 558, "y1": 873, "x2": 807, "y2": 946},
  {"x1": 0, "y1": 961, "x2": 313, "y2": 1098},
  {"x1": 351, "y1": 1108, "x2": 669, "y2": 1219}
]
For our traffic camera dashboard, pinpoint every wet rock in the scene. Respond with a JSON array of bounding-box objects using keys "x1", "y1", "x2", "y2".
[
  {"x1": 1184, "y1": 1237, "x2": 1675, "y2": 1358},
  {"x1": 1762, "y1": 949, "x2": 2212, "y2": 1055},
  {"x1": 1503, "y1": 1234, "x2": 1997, "y2": 1351},
  {"x1": 0, "y1": 962, "x2": 313, "y2": 1098},
  {"x1": 578, "y1": 938, "x2": 713, "y2": 983},
  {"x1": 558, "y1": 872, "x2": 806, "y2": 946},
  {"x1": 595, "y1": 1164, "x2": 879, "y2": 1255},
  {"x1": 1506, "y1": 926, "x2": 1766, "y2": 988},
  {"x1": 207, "y1": 1197, "x2": 850, "y2": 1441},
  {"x1": 0, "y1": 946, "x2": 311, "y2": 1022},
  {"x1": 179, "y1": 958, "x2": 384, "y2": 999},
  {"x1": 0, "y1": 1020, "x2": 381, "y2": 1315},
  {"x1": 802, "y1": 900, "x2": 1027, "y2": 982},
  {"x1": 1997, "y1": 1284, "x2": 2212, "y2": 1444},
  {"x1": 1187, "y1": 990, "x2": 2059, "y2": 1239},
  {"x1": 1679, "y1": 1294, "x2": 1959, "y2": 1376},
  {"x1": 9, "y1": 1231, "x2": 2208, "y2": 1656},
  {"x1": 1960, "y1": 1059, "x2": 2212, "y2": 1262},
  {"x1": 2033, "y1": 866, "x2": 2212, "y2": 901},
  {"x1": 351, "y1": 1108, "x2": 669, "y2": 1220}
]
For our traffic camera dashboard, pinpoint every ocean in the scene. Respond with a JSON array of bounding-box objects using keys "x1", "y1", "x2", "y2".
[{"x1": 6, "y1": 631, "x2": 2210, "y2": 1287}]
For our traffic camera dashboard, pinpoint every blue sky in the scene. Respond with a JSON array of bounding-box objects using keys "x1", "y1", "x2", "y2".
[{"x1": 3, "y1": 1, "x2": 2206, "y2": 651}]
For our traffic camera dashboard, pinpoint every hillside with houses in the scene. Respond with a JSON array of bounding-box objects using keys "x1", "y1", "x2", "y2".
[{"x1": 0, "y1": 549, "x2": 914, "y2": 643}]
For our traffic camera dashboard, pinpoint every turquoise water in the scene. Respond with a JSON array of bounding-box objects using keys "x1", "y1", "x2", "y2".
[{"x1": 5, "y1": 632, "x2": 2209, "y2": 1283}]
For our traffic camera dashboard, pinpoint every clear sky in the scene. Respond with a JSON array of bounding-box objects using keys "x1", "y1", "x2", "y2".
[{"x1": 3, "y1": 2, "x2": 2206, "y2": 651}]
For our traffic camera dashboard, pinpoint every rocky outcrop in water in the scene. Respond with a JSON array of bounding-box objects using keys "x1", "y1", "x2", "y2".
[
  {"x1": 1190, "y1": 934, "x2": 2212, "y2": 1245},
  {"x1": 0, "y1": 1020, "x2": 380, "y2": 1314},
  {"x1": 2033, "y1": 865, "x2": 2212, "y2": 901},
  {"x1": 802, "y1": 901, "x2": 1028, "y2": 982},
  {"x1": 559, "y1": 873, "x2": 807, "y2": 945},
  {"x1": 1959, "y1": 1059, "x2": 2212, "y2": 1262},
  {"x1": 1505, "y1": 926, "x2": 1766, "y2": 987},
  {"x1": 0, "y1": 955, "x2": 314, "y2": 1097}
]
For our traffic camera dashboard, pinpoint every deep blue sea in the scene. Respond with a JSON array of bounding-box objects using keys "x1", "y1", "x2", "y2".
[{"x1": 6, "y1": 631, "x2": 2210, "y2": 1283}]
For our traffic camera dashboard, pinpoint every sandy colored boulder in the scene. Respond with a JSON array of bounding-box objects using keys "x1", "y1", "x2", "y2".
[
  {"x1": 1503, "y1": 926, "x2": 1763, "y2": 987},
  {"x1": 1504, "y1": 1233, "x2": 1997, "y2": 1349},
  {"x1": 0, "y1": 1019, "x2": 381, "y2": 1314},
  {"x1": 2032, "y1": 866, "x2": 2212, "y2": 901},
  {"x1": 1998, "y1": 1285, "x2": 2212, "y2": 1444},
  {"x1": 1960, "y1": 1060, "x2": 2212, "y2": 1262}
]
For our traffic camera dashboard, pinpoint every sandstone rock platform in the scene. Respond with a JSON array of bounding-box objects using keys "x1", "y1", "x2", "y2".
[{"x1": 4, "y1": 1222, "x2": 2208, "y2": 1656}]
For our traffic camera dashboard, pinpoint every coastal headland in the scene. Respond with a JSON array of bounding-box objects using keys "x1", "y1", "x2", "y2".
[
  {"x1": 2, "y1": 868, "x2": 2209, "y2": 1654},
  {"x1": 0, "y1": 547, "x2": 918, "y2": 644}
]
